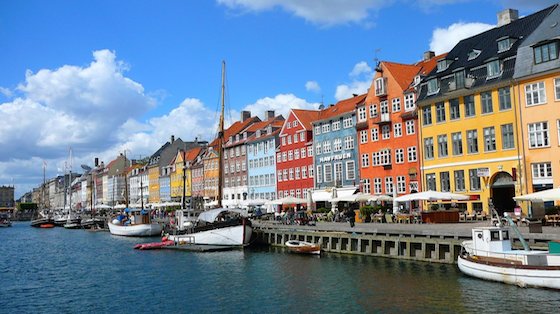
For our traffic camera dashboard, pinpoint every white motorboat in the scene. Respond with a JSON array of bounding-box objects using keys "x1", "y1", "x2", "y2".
[
  {"x1": 0, "y1": 213, "x2": 12, "y2": 227},
  {"x1": 167, "y1": 208, "x2": 252, "y2": 246},
  {"x1": 285, "y1": 240, "x2": 321, "y2": 255},
  {"x1": 108, "y1": 208, "x2": 162, "y2": 237},
  {"x1": 458, "y1": 214, "x2": 560, "y2": 289}
]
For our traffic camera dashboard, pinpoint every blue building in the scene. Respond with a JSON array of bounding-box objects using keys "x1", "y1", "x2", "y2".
[
  {"x1": 312, "y1": 95, "x2": 365, "y2": 198},
  {"x1": 247, "y1": 115, "x2": 284, "y2": 203}
]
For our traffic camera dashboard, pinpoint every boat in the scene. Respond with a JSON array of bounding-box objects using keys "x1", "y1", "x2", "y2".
[
  {"x1": 458, "y1": 213, "x2": 560, "y2": 289},
  {"x1": 285, "y1": 240, "x2": 321, "y2": 255},
  {"x1": 134, "y1": 238, "x2": 174, "y2": 250},
  {"x1": 108, "y1": 208, "x2": 162, "y2": 237},
  {"x1": 30, "y1": 209, "x2": 55, "y2": 228},
  {"x1": 63, "y1": 212, "x2": 82, "y2": 229},
  {"x1": 167, "y1": 208, "x2": 252, "y2": 246},
  {"x1": 0, "y1": 212, "x2": 12, "y2": 227}
]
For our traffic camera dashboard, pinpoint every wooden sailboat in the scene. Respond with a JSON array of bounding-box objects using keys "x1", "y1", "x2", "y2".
[
  {"x1": 167, "y1": 61, "x2": 252, "y2": 246},
  {"x1": 31, "y1": 161, "x2": 55, "y2": 228}
]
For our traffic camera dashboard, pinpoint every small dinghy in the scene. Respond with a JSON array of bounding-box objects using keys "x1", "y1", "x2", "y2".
[
  {"x1": 134, "y1": 239, "x2": 174, "y2": 250},
  {"x1": 285, "y1": 240, "x2": 321, "y2": 255}
]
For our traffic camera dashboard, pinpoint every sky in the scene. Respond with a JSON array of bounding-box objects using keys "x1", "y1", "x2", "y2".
[{"x1": 0, "y1": 0, "x2": 557, "y2": 198}]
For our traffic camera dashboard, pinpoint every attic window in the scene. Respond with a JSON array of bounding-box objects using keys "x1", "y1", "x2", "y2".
[
  {"x1": 468, "y1": 49, "x2": 481, "y2": 61},
  {"x1": 497, "y1": 37, "x2": 514, "y2": 52},
  {"x1": 487, "y1": 60, "x2": 502, "y2": 79},
  {"x1": 534, "y1": 41, "x2": 559, "y2": 64},
  {"x1": 256, "y1": 130, "x2": 261, "y2": 138},
  {"x1": 427, "y1": 78, "x2": 439, "y2": 96},
  {"x1": 436, "y1": 59, "x2": 451, "y2": 72},
  {"x1": 267, "y1": 125, "x2": 272, "y2": 134},
  {"x1": 413, "y1": 75, "x2": 421, "y2": 87}
]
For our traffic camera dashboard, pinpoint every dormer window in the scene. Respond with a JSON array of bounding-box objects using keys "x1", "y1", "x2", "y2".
[
  {"x1": 436, "y1": 59, "x2": 451, "y2": 72},
  {"x1": 451, "y1": 70, "x2": 465, "y2": 90},
  {"x1": 235, "y1": 134, "x2": 240, "y2": 142},
  {"x1": 487, "y1": 60, "x2": 502, "y2": 79},
  {"x1": 534, "y1": 41, "x2": 559, "y2": 64},
  {"x1": 243, "y1": 132, "x2": 247, "y2": 140},
  {"x1": 468, "y1": 49, "x2": 481, "y2": 61},
  {"x1": 256, "y1": 130, "x2": 261, "y2": 138},
  {"x1": 497, "y1": 37, "x2": 514, "y2": 52},
  {"x1": 267, "y1": 125, "x2": 272, "y2": 134},
  {"x1": 413, "y1": 75, "x2": 421, "y2": 87},
  {"x1": 427, "y1": 78, "x2": 439, "y2": 96}
]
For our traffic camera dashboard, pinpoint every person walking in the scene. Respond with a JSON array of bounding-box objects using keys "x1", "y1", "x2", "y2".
[{"x1": 346, "y1": 208, "x2": 355, "y2": 228}]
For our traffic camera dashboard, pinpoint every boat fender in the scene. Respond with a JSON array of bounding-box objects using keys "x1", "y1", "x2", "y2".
[
  {"x1": 112, "y1": 219, "x2": 120, "y2": 225},
  {"x1": 162, "y1": 236, "x2": 168, "y2": 242}
]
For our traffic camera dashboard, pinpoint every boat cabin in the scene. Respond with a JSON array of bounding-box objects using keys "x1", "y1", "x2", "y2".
[
  {"x1": 471, "y1": 227, "x2": 512, "y2": 256},
  {"x1": 175, "y1": 209, "x2": 201, "y2": 230}
]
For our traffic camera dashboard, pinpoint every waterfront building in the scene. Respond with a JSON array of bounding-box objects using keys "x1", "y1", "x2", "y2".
[
  {"x1": 93, "y1": 161, "x2": 105, "y2": 207},
  {"x1": 128, "y1": 163, "x2": 148, "y2": 206},
  {"x1": 0, "y1": 186, "x2": 14, "y2": 208},
  {"x1": 513, "y1": 4, "x2": 560, "y2": 198},
  {"x1": 222, "y1": 111, "x2": 261, "y2": 207},
  {"x1": 312, "y1": 94, "x2": 366, "y2": 201},
  {"x1": 358, "y1": 53, "x2": 443, "y2": 208},
  {"x1": 104, "y1": 154, "x2": 130, "y2": 206},
  {"x1": 171, "y1": 147, "x2": 204, "y2": 204},
  {"x1": 246, "y1": 112, "x2": 285, "y2": 205},
  {"x1": 191, "y1": 153, "x2": 205, "y2": 210},
  {"x1": 203, "y1": 147, "x2": 219, "y2": 204},
  {"x1": 416, "y1": 7, "x2": 555, "y2": 215},
  {"x1": 277, "y1": 109, "x2": 320, "y2": 202}
]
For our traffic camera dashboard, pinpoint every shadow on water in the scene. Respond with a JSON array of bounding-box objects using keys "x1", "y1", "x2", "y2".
[{"x1": 2, "y1": 223, "x2": 560, "y2": 313}]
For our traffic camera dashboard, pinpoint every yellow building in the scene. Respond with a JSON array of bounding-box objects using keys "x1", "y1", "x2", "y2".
[
  {"x1": 148, "y1": 165, "x2": 160, "y2": 203},
  {"x1": 416, "y1": 8, "x2": 554, "y2": 215},
  {"x1": 170, "y1": 151, "x2": 184, "y2": 201},
  {"x1": 203, "y1": 148, "x2": 219, "y2": 201}
]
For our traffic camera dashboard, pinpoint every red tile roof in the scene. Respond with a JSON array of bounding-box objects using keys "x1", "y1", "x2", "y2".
[
  {"x1": 317, "y1": 94, "x2": 366, "y2": 121},
  {"x1": 209, "y1": 116, "x2": 261, "y2": 147},
  {"x1": 384, "y1": 62, "x2": 423, "y2": 91},
  {"x1": 185, "y1": 147, "x2": 203, "y2": 161},
  {"x1": 291, "y1": 109, "x2": 320, "y2": 130}
]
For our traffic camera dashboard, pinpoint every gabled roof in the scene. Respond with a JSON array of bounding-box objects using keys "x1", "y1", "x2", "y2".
[
  {"x1": 384, "y1": 62, "x2": 423, "y2": 91},
  {"x1": 290, "y1": 109, "x2": 320, "y2": 130},
  {"x1": 185, "y1": 147, "x2": 203, "y2": 161},
  {"x1": 315, "y1": 94, "x2": 367, "y2": 122},
  {"x1": 209, "y1": 116, "x2": 261, "y2": 147}
]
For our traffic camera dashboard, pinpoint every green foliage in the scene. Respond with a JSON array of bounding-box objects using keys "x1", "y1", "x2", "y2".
[
  {"x1": 17, "y1": 203, "x2": 37, "y2": 211},
  {"x1": 316, "y1": 207, "x2": 330, "y2": 214},
  {"x1": 359, "y1": 205, "x2": 375, "y2": 218}
]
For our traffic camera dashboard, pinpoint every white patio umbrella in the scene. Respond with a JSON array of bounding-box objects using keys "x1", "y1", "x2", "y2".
[
  {"x1": 513, "y1": 188, "x2": 560, "y2": 202},
  {"x1": 331, "y1": 188, "x2": 339, "y2": 212},
  {"x1": 114, "y1": 204, "x2": 126, "y2": 209},
  {"x1": 265, "y1": 196, "x2": 308, "y2": 205},
  {"x1": 307, "y1": 189, "x2": 314, "y2": 211},
  {"x1": 369, "y1": 194, "x2": 393, "y2": 202},
  {"x1": 331, "y1": 192, "x2": 372, "y2": 203},
  {"x1": 394, "y1": 190, "x2": 469, "y2": 202},
  {"x1": 247, "y1": 199, "x2": 268, "y2": 206}
]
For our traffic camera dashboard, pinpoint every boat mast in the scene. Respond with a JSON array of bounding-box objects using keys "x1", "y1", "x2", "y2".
[
  {"x1": 217, "y1": 60, "x2": 225, "y2": 208},
  {"x1": 124, "y1": 150, "x2": 129, "y2": 208},
  {"x1": 182, "y1": 143, "x2": 187, "y2": 210}
]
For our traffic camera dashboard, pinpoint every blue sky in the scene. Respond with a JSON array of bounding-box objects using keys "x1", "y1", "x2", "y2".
[{"x1": 0, "y1": 0, "x2": 557, "y2": 198}]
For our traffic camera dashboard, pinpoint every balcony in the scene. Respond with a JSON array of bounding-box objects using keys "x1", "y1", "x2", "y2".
[
  {"x1": 356, "y1": 120, "x2": 369, "y2": 131},
  {"x1": 372, "y1": 113, "x2": 391, "y2": 125}
]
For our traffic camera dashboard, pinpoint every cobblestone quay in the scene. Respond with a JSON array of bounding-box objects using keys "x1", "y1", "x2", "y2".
[{"x1": 252, "y1": 221, "x2": 560, "y2": 264}]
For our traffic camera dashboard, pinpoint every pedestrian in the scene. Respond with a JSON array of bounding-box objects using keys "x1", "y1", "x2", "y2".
[{"x1": 346, "y1": 208, "x2": 355, "y2": 228}]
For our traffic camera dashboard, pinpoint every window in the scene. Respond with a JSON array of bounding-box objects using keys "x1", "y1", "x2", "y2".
[
  {"x1": 555, "y1": 78, "x2": 560, "y2": 100},
  {"x1": 293, "y1": 120, "x2": 298, "y2": 127},
  {"x1": 498, "y1": 87, "x2": 511, "y2": 110},
  {"x1": 316, "y1": 166, "x2": 322, "y2": 183},
  {"x1": 501, "y1": 123, "x2": 514, "y2": 149},
  {"x1": 294, "y1": 149, "x2": 300, "y2": 160},
  {"x1": 380, "y1": 150, "x2": 391, "y2": 165},
  {"x1": 315, "y1": 142, "x2": 322, "y2": 155},
  {"x1": 371, "y1": 127, "x2": 379, "y2": 141},
  {"x1": 372, "y1": 152, "x2": 379, "y2": 166},
  {"x1": 407, "y1": 146, "x2": 417, "y2": 162},
  {"x1": 558, "y1": 120, "x2": 560, "y2": 145},
  {"x1": 424, "y1": 137, "x2": 434, "y2": 159},
  {"x1": 375, "y1": 77, "x2": 386, "y2": 96},
  {"x1": 469, "y1": 169, "x2": 481, "y2": 191},
  {"x1": 361, "y1": 154, "x2": 370, "y2": 168},
  {"x1": 422, "y1": 106, "x2": 432, "y2": 125},
  {"x1": 437, "y1": 59, "x2": 449, "y2": 72},
  {"x1": 525, "y1": 82, "x2": 546, "y2": 106},
  {"x1": 314, "y1": 126, "x2": 321, "y2": 135},
  {"x1": 427, "y1": 79, "x2": 439, "y2": 95},
  {"x1": 449, "y1": 98, "x2": 460, "y2": 120},
  {"x1": 309, "y1": 165, "x2": 314, "y2": 177},
  {"x1": 395, "y1": 148, "x2": 404, "y2": 164},
  {"x1": 487, "y1": 60, "x2": 501, "y2": 78},
  {"x1": 334, "y1": 162, "x2": 342, "y2": 183},
  {"x1": 300, "y1": 132, "x2": 305, "y2": 141},
  {"x1": 483, "y1": 127, "x2": 496, "y2": 152},
  {"x1": 322, "y1": 123, "x2": 330, "y2": 133},
  {"x1": 528, "y1": 122, "x2": 549, "y2": 148},
  {"x1": 369, "y1": 104, "x2": 378, "y2": 117},
  {"x1": 534, "y1": 41, "x2": 559, "y2": 64},
  {"x1": 333, "y1": 138, "x2": 342, "y2": 152},
  {"x1": 405, "y1": 120, "x2": 415, "y2": 135},
  {"x1": 308, "y1": 146, "x2": 313, "y2": 157},
  {"x1": 464, "y1": 95, "x2": 475, "y2": 117},
  {"x1": 453, "y1": 70, "x2": 465, "y2": 89},
  {"x1": 404, "y1": 94, "x2": 415, "y2": 111},
  {"x1": 323, "y1": 141, "x2": 331, "y2": 153},
  {"x1": 344, "y1": 136, "x2": 354, "y2": 150},
  {"x1": 397, "y1": 176, "x2": 406, "y2": 193},
  {"x1": 346, "y1": 161, "x2": 355, "y2": 181},
  {"x1": 374, "y1": 178, "x2": 382, "y2": 194},
  {"x1": 437, "y1": 134, "x2": 448, "y2": 157},
  {"x1": 452, "y1": 132, "x2": 463, "y2": 155},
  {"x1": 436, "y1": 102, "x2": 446, "y2": 123},
  {"x1": 497, "y1": 38, "x2": 513, "y2": 52},
  {"x1": 362, "y1": 178, "x2": 371, "y2": 194},
  {"x1": 287, "y1": 121, "x2": 291, "y2": 129},
  {"x1": 481, "y1": 92, "x2": 493, "y2": 114},
  {"x1": 343, "y1": 117, "x2": 353, "y2": 128},
  {"x1": 332, "y1": 121, "x2": 340, "y2": 130},
  {"x1": 360, "y1": 130, "x2": 368, "y2": 144},
  {"x1": 440, "y1": 172, "x2": 450, "y2": 192},
  {"x1": 382, "y1": 125, "x2": 390, "y2": 140},
  {"x1": 426, "y1": 173, "x2": 436, "y2": 191},
  {"x1": 532, "y1": 163, "x2": 553, "y2": 182},
  {"x1": 468, "y1": 49, "x2": 481, "y2": 60},
  {"x1": 293, "y1": 134, "x2": 298, "y2": 143},
  {"x1": 394, "y1": 123, "x2": 402, "y2": 137},
  {"x1": 380, "y1": 100, "x2": 389, "y2": 114},
  {"x1": 324, "y1": 164, "x2": 332, "y2": 183},
  {"x1": 277, "y1": 153, "x2": 281, "y2": 163},
  {"x1": 467, "y1": 129, "x2": 479, "y2": 154},
  {"x1": 288, "y1": 150, "x2": 293, "y2": 160},
  {"x1": 392, "y1": 98, "x2": 401, "y2": 112},
  {"x1": 385, "y1": 177, "x2": 394, "y2": 194},
  {"x1": 302, "y1": 166, "x2": 307, "y2": 178},
  {"x1": 358, "y1": 107, "x2": 367, "y2": 121},
  {"x1": 454, "y1": 170, "x2": 465, "y2": 192}
]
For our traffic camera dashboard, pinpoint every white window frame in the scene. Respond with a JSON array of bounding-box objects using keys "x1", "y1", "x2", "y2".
[
  {"x1": 528, "y1": 122, "x2": 550, "y2": 148},
  {"x1": 405, "y1": 120, "x2": 415, "y2": 135},
  {"x1": 407, "y1": 146, "x2": 417, "y2": 162},
  {"x1": 394, "y1": 123, "x2": 402, "y2": 138},
  {"x1": 392, "y1": 98, "x2": 401, "y2": 112},
  {"x1": 360, "y1": 130, "x2": 368, "y2": 144},
  {"x1": 404, "y1": 93, "x2": 415, "y2": 111},
  {"x1": 525, "y1": 82, "x2": 547, "y2": 106},
  {"x1": 371, "y1": 127, "x2": 379, "y2": 141}
]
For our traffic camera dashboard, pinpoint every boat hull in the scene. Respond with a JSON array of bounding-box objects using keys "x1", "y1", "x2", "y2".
[
  {"x1": 0, "y1": 223, "x2": 11, "y2": 227},
  {"x1": 31, "y1": 218, "x2": 55, "y2": 228},
  {"x1": 108, "y1": 222, "x2": 162, "y2": 237},
  {"x1": 285, "y1": 240, "x2": 321, "y2": 255},
  {"x1": 169, "y1": 224, "x2": 252, "y2": 246},
  {"x1": 458, "y1": 255, "x2": 560, "y2": 289}
]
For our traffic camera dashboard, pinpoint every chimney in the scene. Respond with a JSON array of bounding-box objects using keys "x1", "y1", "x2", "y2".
[
  {"x1": 171, "y1": 135, "x2": 175, "y2": 143},
  {"x1": 497, "y1": 9, "x2": 518, "y2": 27},
  {"x1": 241, "y1": 110, "x2": 251, "y2": 121},
  {"x1": 423, "y1": 51, "x2": 435, "y2": 61},
  {"x1": 94, "y1": 158, "x2": 99, "y2": 167},
  {"x1": 266, "y1": 110, "x2": 275, "y2": 120}
]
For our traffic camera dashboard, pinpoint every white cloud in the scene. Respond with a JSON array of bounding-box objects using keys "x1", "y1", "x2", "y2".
[
  {"x1": 0, "y1": 87, "x2": 12, "y2": 98},
  {"x1": 305, "y1": 81, "x2": 321, "y2": 93},
  {"x1": 334, "y1": 61, "x2": 373, "y2": 101},
  {"x1": 217, "y1": 0, "x2": 391, "y2": 26},
  {"x1": 242, "y1": 94, "x2": 319, "y2": 119},
  {"x1": 429, "y1": 22, "x2": 494, "y2": 54}
]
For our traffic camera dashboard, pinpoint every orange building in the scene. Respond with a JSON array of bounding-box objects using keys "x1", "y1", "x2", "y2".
[{"x1": 357, "y1": 53, "x2": 443, "y2": 208}]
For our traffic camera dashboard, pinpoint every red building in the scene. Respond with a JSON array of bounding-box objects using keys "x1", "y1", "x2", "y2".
[{"x1": 277, "y1": 109, "x2": 320, "y2": 201}]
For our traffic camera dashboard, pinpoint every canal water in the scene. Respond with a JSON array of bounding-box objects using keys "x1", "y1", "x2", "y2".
[{"x1": 1, "y1": 222, "x2": 559, "y2": 313}]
